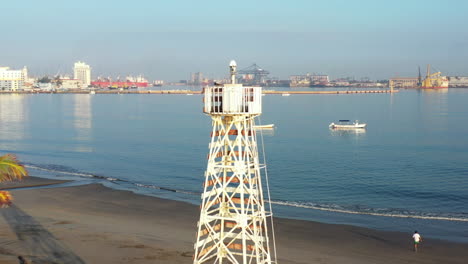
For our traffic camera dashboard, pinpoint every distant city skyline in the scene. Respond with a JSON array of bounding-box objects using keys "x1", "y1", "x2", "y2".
[{"x1": 1, "y1": 0, "x2": 467, "y2": 81}]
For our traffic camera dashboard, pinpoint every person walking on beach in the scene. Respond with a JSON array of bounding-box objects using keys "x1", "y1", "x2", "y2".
[{"x1": 413, "y1": 231, "x2": 422, "y2": 252}]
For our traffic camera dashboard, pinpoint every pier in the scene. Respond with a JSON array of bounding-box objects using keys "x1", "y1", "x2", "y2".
[{"x1": 263, "y1": 90, "x2": 398, "y2": 94}]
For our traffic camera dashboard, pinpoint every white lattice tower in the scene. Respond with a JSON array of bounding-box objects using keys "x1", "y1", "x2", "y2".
[{"x1": 194, "y1": 62, "x2": 275, "y2": 264}]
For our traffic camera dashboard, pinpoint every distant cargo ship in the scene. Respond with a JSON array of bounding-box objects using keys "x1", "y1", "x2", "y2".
[
  {"x1": 420, "y1": 65, "x2": 449, "y2": 89},
  {"x1": 91, "y1": 75, "x2": 149, "y2": 89}
]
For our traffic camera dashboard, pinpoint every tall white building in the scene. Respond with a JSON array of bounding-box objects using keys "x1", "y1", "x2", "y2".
[
  {"x1": 0, "y1": 66, "x2": 28, "y2": 91},
  {"x1": 73, "y1": 61, "x2": 91, "y2": 87}
]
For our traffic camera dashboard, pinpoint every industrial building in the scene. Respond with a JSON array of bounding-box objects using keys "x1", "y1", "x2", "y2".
[
  {"x1": 59, "y1": 77, "x2": 83, "y2": 89},
  {"x1": 448, "y1": 76, "x2": 468, "y2": 87},
  {"x1": 289, "y1": 74, "x2": 311, "y2": 87},
  {"x1": 389, "y1": 77, "x2": 418, "y2": 88},
  {"x1": 310, "y1": 74, "x2": 330, "y2": 86},
  {"x1": 290, "y1": 73, "x2": 330, "y2": 87}
]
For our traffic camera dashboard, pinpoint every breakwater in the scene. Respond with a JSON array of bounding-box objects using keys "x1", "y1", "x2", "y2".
[{"x1": 0, "y1": 89, "x2": 398, "y2": 95}]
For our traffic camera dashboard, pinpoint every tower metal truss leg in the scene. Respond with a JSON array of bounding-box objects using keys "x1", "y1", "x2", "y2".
[{"x1": 194, "y1": 115, "x2": 274, "y2": 264}]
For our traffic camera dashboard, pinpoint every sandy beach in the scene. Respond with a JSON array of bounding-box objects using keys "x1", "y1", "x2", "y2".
[{"x1": 0, "y1": 177, "x2": 466, "y2": 264}]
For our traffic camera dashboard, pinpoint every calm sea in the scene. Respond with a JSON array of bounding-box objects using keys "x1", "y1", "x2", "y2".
[{"x1": 0, "y1": 87, "x2": 467, "y2": 242}]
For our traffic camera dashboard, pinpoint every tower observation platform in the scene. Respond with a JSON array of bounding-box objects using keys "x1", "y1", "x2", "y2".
[
  {"x1": 194, "y1": 61, "x2": 277, "y2": 264},
  {"x1": 203, "y1": 84, "x2": 262, "y2": 115}
]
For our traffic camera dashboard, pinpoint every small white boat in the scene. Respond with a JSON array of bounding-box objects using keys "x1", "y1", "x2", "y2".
[
  {"x1": 281, "y1": 93, "x2": 290, "y2": 96},
  {"x1": 254, "y1": 124, "x2": 275, "y2": 129},
  {"x1": 89, "y1": 90, "x2": 96, "y2": 94},
  {"x1": 329, "y1": 120, "x2": 366, "y2": 129}
]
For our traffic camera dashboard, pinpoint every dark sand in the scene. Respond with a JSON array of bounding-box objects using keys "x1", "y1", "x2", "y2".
[
  {"x1": 0, "y1": 178, "x2": 466, "y2": 263},
  {"x1": 0, "y1": 177, "x2": 70, "y2": 190}
]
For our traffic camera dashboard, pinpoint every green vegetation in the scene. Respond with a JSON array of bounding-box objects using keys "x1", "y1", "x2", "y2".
[
  {"x1": 0, "y1": 154, "x2": 28, "y2": 207},
  {"x1": 0, "y1": 154, "x2": 28, "y2": 181},
  {"x1": 38, "y1": 76, "x2": 51, "y2": 83}
]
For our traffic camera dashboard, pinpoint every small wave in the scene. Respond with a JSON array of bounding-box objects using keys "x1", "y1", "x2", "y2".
[
  {"x1": 270, "y1": 200, "x2": 468, "y2": 222},
  {"x1": 134, "y1": 183, "x2": 198, "y2": 195},
  {"x1": 26, "y1": 163, "x2": 198, "y2": 195},
  {"x1": 25, "y1": 164, "x2": 97, "y2": 178},
  {"x1": 106, "y1": 177, "x2": 118, "y2": 181}
]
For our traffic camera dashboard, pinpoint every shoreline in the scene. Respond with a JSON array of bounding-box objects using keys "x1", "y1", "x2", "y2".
[{"x1": 0, "y1": 178, "x2": 467, "y2": 263}]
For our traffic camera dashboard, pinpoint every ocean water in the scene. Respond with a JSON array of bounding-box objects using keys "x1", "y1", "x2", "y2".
[{"x1": 0, "y1": 88, "x2": 467, "y2": 242}]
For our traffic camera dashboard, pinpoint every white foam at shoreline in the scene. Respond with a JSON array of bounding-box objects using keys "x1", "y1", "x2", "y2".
[
  {"x1": 26, "y1": 164, "x2": 96, "y2": 178},
  {"x1": 270, "y1": 200, "x2": 468, "y2": 222}
]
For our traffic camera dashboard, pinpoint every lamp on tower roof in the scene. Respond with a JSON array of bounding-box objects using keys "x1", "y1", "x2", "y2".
[{"x1": 229, "y1": 60, "x2": 237, "y2": 84}]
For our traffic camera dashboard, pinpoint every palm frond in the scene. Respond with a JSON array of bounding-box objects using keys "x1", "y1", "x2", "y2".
[{"x1": 0, "y1": 154, "x2": 28, "y2": 182}]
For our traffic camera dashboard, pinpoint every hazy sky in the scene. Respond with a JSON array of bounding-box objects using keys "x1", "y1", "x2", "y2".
[{"x1": 1, "y1": 0, "x2": 467, "y2": 81}]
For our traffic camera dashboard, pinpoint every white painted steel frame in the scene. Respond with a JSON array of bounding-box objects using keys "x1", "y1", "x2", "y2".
[{"x1": 194, "y1": 86, "x2": 274, "y2": 263}]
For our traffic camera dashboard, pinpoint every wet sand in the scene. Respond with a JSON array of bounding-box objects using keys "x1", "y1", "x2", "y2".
[
  {"x1": 0, "y1": 178, "x2": 466, "y2": 263},
  {"x1": 0, "y1": 176, "x2": 70, "y2": 190}
]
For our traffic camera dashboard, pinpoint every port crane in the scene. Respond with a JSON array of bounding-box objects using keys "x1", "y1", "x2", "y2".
[{"x1": 238, "y1": 63, "x2": 270, "y2": 85}]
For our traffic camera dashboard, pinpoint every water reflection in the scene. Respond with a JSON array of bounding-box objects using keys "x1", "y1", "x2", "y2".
[
  {"x1": 419, "y1": 89, "x2": 449, "y2": 131},
  {"x1": 72, "y1": 95, "x2": 93, "y2": 152},
  {"x1": 255, "y1": 128, "x2": 275, "y2": 137},
  {"x1": 0, "y1": 95, "x2": 28, "y2": 149},
  {"x1": 329, "y1": 128, "x2": 366, "y2": 137},
  {"x1": 422, "y1": 88, "x2": 449, "y2": 94},
  {"x1": 389, "y1": 93, "x2": 395, "y2": 121}
]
